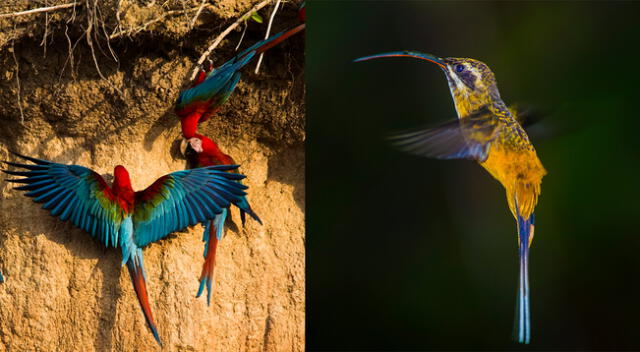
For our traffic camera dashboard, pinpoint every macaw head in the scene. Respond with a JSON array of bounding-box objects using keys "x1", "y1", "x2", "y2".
[
  {"x1": 181, "y1": 135, "x2": 235, "y2": 167},
  {"x1": 113, "y1": 165, "x2": 133, "y2": 192},
  {"x1": 187, "y1": 137, "x2": 204, "y2": 153}
]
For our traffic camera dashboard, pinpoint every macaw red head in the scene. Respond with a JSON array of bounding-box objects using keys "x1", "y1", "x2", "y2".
[
  {"x1": 187, "y1": 137, "x2": 204, "y2": 153},
  {"x1": 182, "y1": 134, "x2": 235, "y2": 166},
  {"x1": 113, "y1": 165, "x2": 133, "y2": 191}
]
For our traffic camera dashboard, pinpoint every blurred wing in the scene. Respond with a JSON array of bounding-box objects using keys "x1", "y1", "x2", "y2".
[
  {"x1": 509, "y1": 104, "x2": 545, "y2": 128},
  {"x1": 388, "y1": 108, "x2": 503, "y2": 162},
  {"x1": 3, "y1": 152, "x2": 125, "y2": 247},
  {"x1": 132, "y1": 165, "x2": 249, "y2": 247}
]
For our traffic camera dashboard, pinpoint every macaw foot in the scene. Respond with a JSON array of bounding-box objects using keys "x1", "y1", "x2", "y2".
[{"x1": 199, "y1": 58, "x2": 213, "y2": 73}]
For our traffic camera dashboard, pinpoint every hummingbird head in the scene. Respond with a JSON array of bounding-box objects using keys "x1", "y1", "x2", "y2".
[
  {"x1": 440, "y1": 58, "x2": 498, "y2": 98},
  {"x1": 354, "y1": 51, "x2": 502, "y2": 116}
]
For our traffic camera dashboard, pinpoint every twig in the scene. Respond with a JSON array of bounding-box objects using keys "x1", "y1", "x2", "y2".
[
  {"x1": 235, "y1": 22, "x2": 248, "y2": 51},
  {"x1": 10, "y1": 41, "x2": 24, "y2": 124},
  {"x1": 40, "y1": 0, "x2": 50, "y2": 58},
  {"x1": 109, "y1": 8, "x2": 198, "y2": 39},
  {"x1": 85, "y1": 1, "x2": 124, "y2": 97},
  {"x1": 95, "y1": 2, "x2": 118, "y2": 62},
  {"x1": 0, "y1": 2, "x2": 77, "y2": 19},
  {"x1": 189, "y1": 0, "x2": 273, "y2": 81},
  {"x1": 58, "y1": 23, "x2": 82, "y2": 82},
  {"x1": 254, "y1": 0, "x2": 280, "y2": 74},
  {"x1": 190, "y1": 0, "x2": 207, "y2": 29},
  {"x1": 114, "y1": 0, "x2": 124, "y2": 39}
]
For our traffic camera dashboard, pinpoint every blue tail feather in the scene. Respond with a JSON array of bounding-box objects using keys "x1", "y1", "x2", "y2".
[
  {"x1": 514, "y1": 212, "x2": 534, "y2": 344},
  {"x1": 197, "y1": 209, "x2": 226, "y2": 306}
]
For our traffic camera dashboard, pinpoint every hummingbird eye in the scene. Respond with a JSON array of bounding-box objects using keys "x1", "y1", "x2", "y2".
[{"x1": 455, "y1": 64, "x2": 465, "y2": 73}]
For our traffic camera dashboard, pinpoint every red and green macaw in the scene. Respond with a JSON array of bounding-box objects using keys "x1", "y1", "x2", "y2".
[
  {"x1": 175, "y1": 22, "x2": 306, "y2": 138},
  {"x1": 181, "y1": 134, "x2": 262, "y2": 305},
  {"x1": 298, "y1": 2, "x2": 306, "y2": 22},
  {"x1": 2, "y1": 152, "x2": 258, "y2": 346}
]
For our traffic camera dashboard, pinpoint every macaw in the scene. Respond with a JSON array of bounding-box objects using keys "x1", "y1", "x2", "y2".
[
  {"x1": 0, "y1": 271, "x2": 4, "y2": 283},
  {"x1": 2, "y1": 152, "x2": 257, "y2": 346},
  {"x1": 180, "y1": 134, "x2": 262, "y2": 305},
  {"x1": 298, "y1": 2, "x2": 306, "y2": 22},
  {"x1": 355, "y1": 51, "x2": 546, "y2": 344},
  {"x1": 175, "y1": 22, "x2": 306, "y2": 139}
]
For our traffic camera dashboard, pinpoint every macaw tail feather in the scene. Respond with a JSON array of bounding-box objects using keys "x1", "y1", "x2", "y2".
[
  {"x1": 514, "y1": 212, "x2": 534, "y2": 344},
  {"x1": 196, "y1": 210, "x2": 225, "y2": 306},
  {"x1": 126, "y1": 250, "x2": 162, "y2": 346},
  {"x1": 253, "y1": 23, "x2": 305, "y2": 55}
]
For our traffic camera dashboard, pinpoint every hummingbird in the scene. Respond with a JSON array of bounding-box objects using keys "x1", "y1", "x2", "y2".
[{"x1": 354, "y1": 51, "x2": 547, "y2": 344}]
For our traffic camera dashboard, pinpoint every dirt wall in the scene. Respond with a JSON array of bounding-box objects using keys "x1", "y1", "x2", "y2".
[{"x1": 0, "y1": 1, "x2": 304, "y2": 351}]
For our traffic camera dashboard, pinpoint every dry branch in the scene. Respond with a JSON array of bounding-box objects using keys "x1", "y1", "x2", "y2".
[
  {"x1": 190, "y1": 0, "x2": 208, "y2": 29},
  {"x1": 254, "y1": 0, "x2": 281, "y2": 74},
  {"x1": 188, "y1": 0, "x2": 274, "y2": 81},
  {"x1": 109, "y1": 8, "x2": 198, "y2": 39},
  {"x1": 0, "y1": 2, "x2": 78, "y2": 19}
]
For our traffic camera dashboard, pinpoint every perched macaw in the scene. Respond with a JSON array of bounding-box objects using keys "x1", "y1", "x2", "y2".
[
  {"x1": 175, "y1": 22, "x2": 306, "y2": 138},
  {"x1": 355, "y1": 51, "x2": 546, "y2": 344},
  {"x1": 298, "y1": 2, "x2": 306, "y2": 22},
  {"x1": 181, "y1": 134, "x2": 262, "y2": 305},
  {"x1": 2, "y1": 152, "x2": 257, "y2": 346},
  {"x1": 0, "y1": 270, "x2": 4, "y2": 283}
]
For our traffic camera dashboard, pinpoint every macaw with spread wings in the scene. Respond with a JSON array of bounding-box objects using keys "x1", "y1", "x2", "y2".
[{"x1": 3, "y1": 152, "x2": 257, "y2": 346}]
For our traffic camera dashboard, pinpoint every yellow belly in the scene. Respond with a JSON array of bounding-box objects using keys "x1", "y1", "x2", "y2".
[{"x1": 479, "y1": 144, "x2": 546, "y2": 220}]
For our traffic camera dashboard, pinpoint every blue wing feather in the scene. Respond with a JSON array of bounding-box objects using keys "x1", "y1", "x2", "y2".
[
  {"x1": 3, "y1": 152, "x2": 125, "y2": 247},
  {"x1": 176, "y1": 52, "x2": 255, "y2": 110},
  {"x1": 132, "y1": 165, "x2": 251, "y2": 247}
]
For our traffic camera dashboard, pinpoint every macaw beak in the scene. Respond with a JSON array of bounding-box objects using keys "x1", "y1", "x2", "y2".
[
  {"x1": 180, "y1": 139, "x2": 189, "y2": 157},
  {"x1": 354, "y1": 51, "x2": 447, "y2": 69}
]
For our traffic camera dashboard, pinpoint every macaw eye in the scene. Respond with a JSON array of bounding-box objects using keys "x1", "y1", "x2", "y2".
[{"x1": 455, "y1": 64, "x2": 465, "y2": 73}]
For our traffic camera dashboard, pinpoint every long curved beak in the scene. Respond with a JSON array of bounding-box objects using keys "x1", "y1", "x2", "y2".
[{"x1": 353, "y1": 51, "x2": 446, "y2": 69}]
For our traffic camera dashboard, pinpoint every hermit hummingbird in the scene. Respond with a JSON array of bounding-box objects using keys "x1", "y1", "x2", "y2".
[{"x1": 354, "y1": 51, "x2": 547, "y2": 344}]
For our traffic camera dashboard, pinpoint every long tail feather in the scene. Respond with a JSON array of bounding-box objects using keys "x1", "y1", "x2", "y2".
[
  {"x1": 196, "y1": 210, "x2": 226, "y2": 305},
  {"x1": 514, "y1": 212, "x2": 534, "y2": 344},
  {"x1": 253, "y1": 23, "x2": 305, "y2": 55},
  {"x1": 126, "y1": 250, "x2": 162, "y2": 346}
]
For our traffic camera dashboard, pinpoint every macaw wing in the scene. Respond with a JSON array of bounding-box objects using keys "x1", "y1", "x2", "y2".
[
  {"x1": 3, "y1": 152, "x2": 125, "y2": 247},
  {"x1": 388, "y1": 107, "x2": 503, "y2": 162},
  {"x1": 132, "y1": 165, "x2": 249, "y2": 247},
  {"x1": 214, "y1": 72, "x2": 241, "y2": 108},
  {"x1": 175, "y1": 52, "x2": 255, "y2": 113}
]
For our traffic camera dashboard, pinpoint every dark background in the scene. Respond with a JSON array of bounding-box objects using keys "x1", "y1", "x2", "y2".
[{"x1": 307, "y1": 1, "x2": 640, "y2": 350}]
